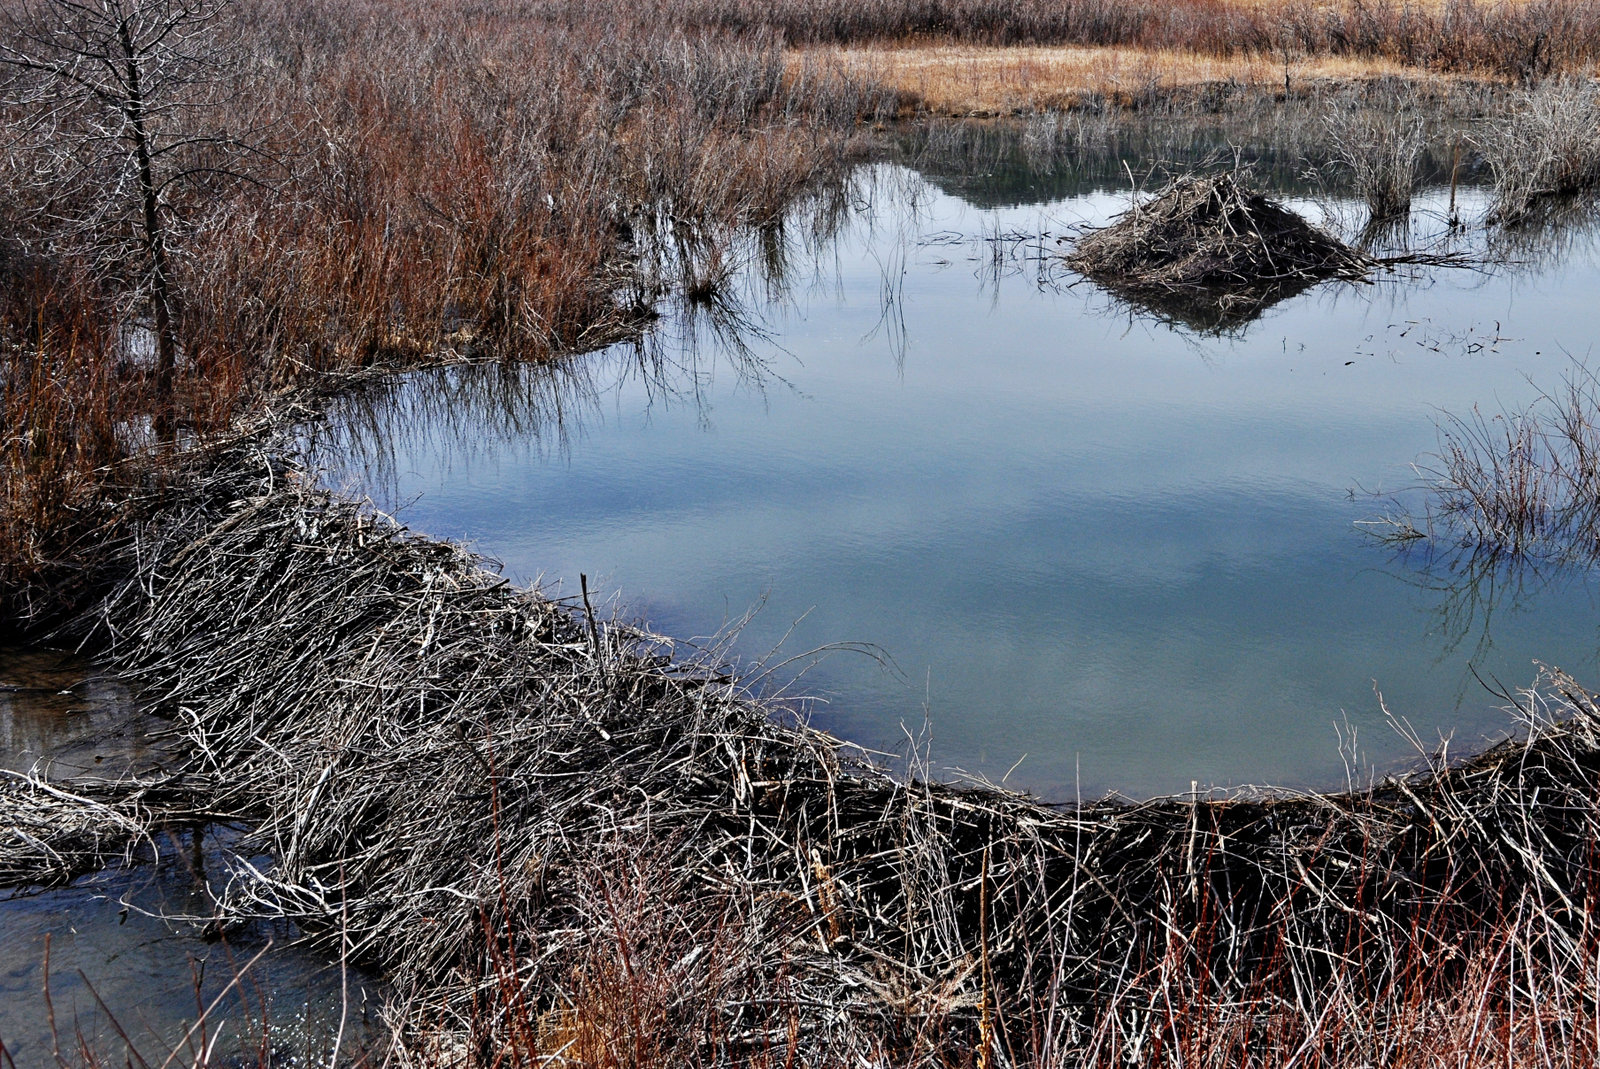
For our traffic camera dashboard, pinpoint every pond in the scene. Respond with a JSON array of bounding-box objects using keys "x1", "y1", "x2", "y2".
[{"x1": 314, "y1": 124, "x2": 1600, "y2": 801}]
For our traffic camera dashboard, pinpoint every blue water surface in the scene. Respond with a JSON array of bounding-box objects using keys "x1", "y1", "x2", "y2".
[{"x1": 318, "y1": 157, "x2": 1600, "y2": 799}]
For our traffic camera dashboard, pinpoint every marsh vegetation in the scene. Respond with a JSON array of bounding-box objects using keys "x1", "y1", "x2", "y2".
[{"x1": 0, "y1": 0, "x2": 886, "y2": 625}]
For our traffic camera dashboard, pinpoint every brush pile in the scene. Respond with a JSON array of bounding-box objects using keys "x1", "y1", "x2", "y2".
[
  {"x1": 65, "y1": 435, "x2": 1600, "y2": 1066},
  {"x1": 1069, "y1": 171, "x2": 1376, "y2": 331}
]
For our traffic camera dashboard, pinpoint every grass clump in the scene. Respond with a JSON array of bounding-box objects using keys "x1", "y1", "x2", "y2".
[
  {"x1": 1067, "y1": 170, "x2": 1376, "y2": 331},
  {"x1": 1383, "y1": 362, "x2": 1600, "y2": 565},
  {"x1": 1324, "y1": 84, "x2": 1429, "y2": 225},
  {"x1": 1477, "y1": 79, "x2": 1600, "y2": 225}
]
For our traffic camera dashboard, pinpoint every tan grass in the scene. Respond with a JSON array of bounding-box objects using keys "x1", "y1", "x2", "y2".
[{"x1": 797, "y1": 43, "x2": 1491, "y2": 114}]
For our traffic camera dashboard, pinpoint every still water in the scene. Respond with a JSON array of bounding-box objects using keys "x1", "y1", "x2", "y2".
[
  {"x1": 317, "y1": 139, "x2": 1600, "y2": 800},
  {"x1": 0, "y1": 650, "x2": 384, "y2": 1067}
]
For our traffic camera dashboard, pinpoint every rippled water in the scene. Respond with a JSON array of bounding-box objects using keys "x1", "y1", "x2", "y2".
[{"x1": 313, "y1": 133, "x2": 1600, "y2": 800}]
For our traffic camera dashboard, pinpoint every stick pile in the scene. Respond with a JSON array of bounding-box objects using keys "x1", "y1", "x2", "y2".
[
  {"x1": 1068, "y1": 171, "x2": 1376, "y2": 331},
  {"x1": 0, "y1": 770, "x2": 157, "y2": 886}
]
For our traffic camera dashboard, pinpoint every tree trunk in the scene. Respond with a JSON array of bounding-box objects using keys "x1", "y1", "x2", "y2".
[{"x1": 119, "y1": 18, "x2": 178, "y2": 433}]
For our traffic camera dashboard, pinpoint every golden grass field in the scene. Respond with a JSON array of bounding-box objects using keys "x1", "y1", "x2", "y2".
[{"x1": 798, "y1": 43, "x2": 1502, "y2": 115}]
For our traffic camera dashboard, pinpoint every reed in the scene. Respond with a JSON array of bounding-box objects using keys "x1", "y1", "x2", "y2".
[
  {"x1": 1475, "y1": 78, "x2": 1600, "y2": 225},
  {"x1": 1324, "y1": 83, "x2": 1429, "y2": 223}
]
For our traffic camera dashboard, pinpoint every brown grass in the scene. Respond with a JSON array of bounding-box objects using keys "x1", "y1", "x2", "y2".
[
  {"x1": 798, "y1": 44, "x2": 1451, "y2": 114},
  {"x1": 0, "y1": 0, "x2": 885, "y2": 625},
  {"x1": 683, "y1": 0, "x2": 1600, "y2": 79}
]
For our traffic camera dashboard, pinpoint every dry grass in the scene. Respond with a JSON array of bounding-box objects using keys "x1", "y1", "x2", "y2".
[
  {"x1": 1475, "y1": 78, "x2": 1600, "y2": 223},
  {"x1": 1324, "y1": 86, "x2": 1431, "y2": 222},
  {"x1": 0, "y1": 0, "x2": 886, "y2": 625},
  {"x1": 667, "y1": 0, "x2": 1600, "y2": 74},
  {"x1": 770, "y1": 0, "x2": 1600, "y2": 115},
  {"x1": 799, "y1": 44, "x2": 1449, "y2": 114}
]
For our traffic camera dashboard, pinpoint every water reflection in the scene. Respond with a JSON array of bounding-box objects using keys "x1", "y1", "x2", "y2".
[
  {"x1": 0, "y1": 830, "x2": 385, "y2": 1068},
  {"x1": 314, "y1": 126, "x2": 1600, "y2": 798},
  {"x1": 1378, "y1": 541, "x2": 1600, "y2": 679},
  {"x1": 0, "y1": 648, "x2": 167, "y2": 779},
  {"x1": 899, "y1": 107, "x2": 1486, "y2": 211},
  {"x1": 315, "y1": 298, "x2": 798, "y2": 509}
]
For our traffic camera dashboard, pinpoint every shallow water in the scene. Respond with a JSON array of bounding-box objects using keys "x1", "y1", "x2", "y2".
[
  {"x1": 0, "y1": 647, "x2": 170, "y2": 778},
  {"x1": 0, "y1": 650, "x2": 384, "y2": 1068},
  {"x1": 316, "y1": 138, "x2": 1600, "y2": 800}
]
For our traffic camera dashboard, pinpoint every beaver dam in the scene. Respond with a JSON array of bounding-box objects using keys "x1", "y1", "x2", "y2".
[{"x1": 6, "y1": 433, "x2": 1600, "y2": 1065}]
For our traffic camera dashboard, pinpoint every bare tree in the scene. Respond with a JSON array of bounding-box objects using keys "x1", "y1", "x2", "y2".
[{"x1": 0, "y1": 0, "x2": 242, "y2": 410}]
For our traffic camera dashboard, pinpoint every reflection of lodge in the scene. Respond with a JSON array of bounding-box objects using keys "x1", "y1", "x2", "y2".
[{"x1": 1083, "y1": 273, "x2": 1327, "y2": 335}]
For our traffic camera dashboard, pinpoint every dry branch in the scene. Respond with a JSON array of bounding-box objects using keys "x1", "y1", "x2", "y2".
[{"x1": 0, "y1": 769, "x2": 158, "y2": 887}]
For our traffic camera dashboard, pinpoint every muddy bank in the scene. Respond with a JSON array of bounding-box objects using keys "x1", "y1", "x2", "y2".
[{"x1": 13, "y1": 430, "x2": 1594, "y2": 1064}]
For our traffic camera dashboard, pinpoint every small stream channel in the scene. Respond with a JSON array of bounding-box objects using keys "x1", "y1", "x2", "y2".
[
  {"x1": 0, "y1": 650, "x2": 385, "y2": 1067},
  {"x1": 314, "y1": 127, "x2": 1600, "y2": 800}
]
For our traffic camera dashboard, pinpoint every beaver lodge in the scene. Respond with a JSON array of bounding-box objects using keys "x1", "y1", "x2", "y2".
[{"x1": 1069, "y1": 171, "x2": 1380, "y2": 333}]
